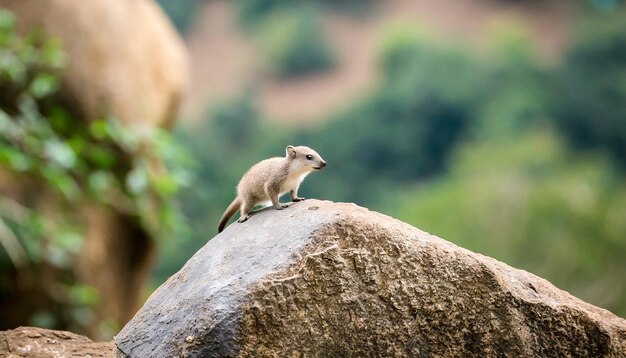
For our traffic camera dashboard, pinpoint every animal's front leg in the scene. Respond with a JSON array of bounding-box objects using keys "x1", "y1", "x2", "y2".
[
  {"x1": 290, "y1": 188, "x2": 305, "y2": 202},
  {"x1": 265, "y1": 183, "x2": 288, "y2": 210}
]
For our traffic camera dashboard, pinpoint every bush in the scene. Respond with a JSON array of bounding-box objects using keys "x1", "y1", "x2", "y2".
[
  {"x1": 298, "y1": 27, "x2": 487, "y2": 204},
  {"x1": 258, "y1": 7, "x2": 335, "y2": 78},
  {"x1": 235, "y1": 0, "x2": 294, "y2": 26},
  {"x1": 391, "y1": 130, "x2": 626, "y2": 317},
  {"x1": 477, "y1": 22, "x2": 550, "y2": 138},
  {"x1": 555, "y1": 15, "x2": 626, "y2": 168},
  {"x1": 235, "y1": 0, "x2": 374, "y2": 26}
]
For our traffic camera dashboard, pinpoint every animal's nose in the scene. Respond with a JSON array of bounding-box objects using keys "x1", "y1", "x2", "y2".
[{"x1": 322, "y1": 161, "x2": 327, "y2": 167}]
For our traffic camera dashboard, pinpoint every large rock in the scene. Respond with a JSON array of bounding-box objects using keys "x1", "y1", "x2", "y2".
[
  {"x1": 115, "y1": 200, "x2": 626, "y2": 357},
  {"x1": 0, "y1": 0, "x2": 188, "y2": 127},
  {"x1": 0, "y1": 326, "x2": 114, "y2": 357}
]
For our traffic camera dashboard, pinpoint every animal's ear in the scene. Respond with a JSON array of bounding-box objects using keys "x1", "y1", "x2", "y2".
[{"x1": 286, "y1": 145, "x2": 296, "y2": 159}]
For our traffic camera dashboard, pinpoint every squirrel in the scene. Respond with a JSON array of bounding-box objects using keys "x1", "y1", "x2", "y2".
[{"x1": 217, "y1": 145, "x2": 326, "y2": 233}]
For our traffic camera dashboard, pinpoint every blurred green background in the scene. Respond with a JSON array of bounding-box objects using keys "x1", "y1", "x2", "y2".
[
  {"x1": 1, "y1": 0, "x2": 625, "y2": 339},
  {"x1": 157, "y1": 0, "x2": 626, "y2": 317}
]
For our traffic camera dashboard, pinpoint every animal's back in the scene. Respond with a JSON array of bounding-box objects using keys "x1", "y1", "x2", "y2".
[{"x1": 237, "y1": 157, "x2": 285, "y2": 198}]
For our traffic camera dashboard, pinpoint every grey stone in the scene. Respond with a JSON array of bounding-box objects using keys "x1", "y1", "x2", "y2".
[{"x1": 114, "y1": 200, "x2": 626, "y2": 357}]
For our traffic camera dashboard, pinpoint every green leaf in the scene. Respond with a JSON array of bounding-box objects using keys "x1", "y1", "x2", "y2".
[
  {"x1": 3, "y1": 150, "x2": 33, "y2": 171},
  {"x1": 105, "y1": 119, "x2": 139, "y2": 151},
  {"x1": 67, "y1": 137, "x2": 86, "y2": 154},
  {"x1": 42, "y1": 166, "x2": 79, "y2": 199},
  {"x1": 88, "y1": 171, "x2": 113, "y2": 193},
  {"x1": 68, "y1": 284, "x2": 99, "y2": 306},
  {"x1": 86, "y1": 146, "x2": 117, "y2": 169},
  {"x1": 89, "y1": 120, "x2": 109, "y2": 140},
  {"x1": 40, "y1": 38, "x2": 65, "y2": 68},
  {"x1": 29, "y1": 73, "x2": 59, "y2": 98},
  {"x1": 43, "y1": 139, "x2": 76, "y2": 169},
  {"x1": 0, "y1": 50, "x2": 26, "y2": 84},
  {"x1": 0, "y1": 10, "x2": 15, "y2": 33},
  {"x1": 126, "y1": 167, "x2": 149, "y2": 195},
  {"x1": 153, "y1": 175, "x2": 177, "y2": 195},
  {"x1": 48, "y1": 107, "x2": 72, "y2": 132},
  {"x1": 55, "y1": 230, "x2": 82, "y2": 254}
]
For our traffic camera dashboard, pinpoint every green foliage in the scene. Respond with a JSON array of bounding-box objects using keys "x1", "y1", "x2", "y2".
[
  {"x1": 0, "y1": 103, "x2": 188, "y2": 243},
  {"x1": 477, "y1": 23, "x2": 550, "y2": 138},
  {"x1": 257, "y1": 7, "x2": 335, "y2": 78},
  {"x1": 588, "y1": 0, "x2": 623, "y2": 11},
  {"x1": 555, "y1": 14, "x2": 626, "y2": 167},
  {"x1": 0, "y1": 11, "x2": 64, "y2": 109},
  {"x1": 298, "y1": 24, "x2": 552, "y2": 207},
  {"x1": 236, "y1": 0, "x2": 294, "y2": 26},
  {"x1": 300, "y1": 28, "x2": 487, "y2": 204},
  {"x1": 390, "y1": 130, "x2": 626, "y2": 317},
  {"x1": 235, "y1": 0, "x2": 373, "y2": 25},
  {"x1": 0, "y1": 9, "x2": 189, "y2": 334},
  {"x1": 155, "y1": 0, "x2": 198, "y2": 33},
  {"x1": 233, "y1": 1, "x2": 335, "y2": 78}
]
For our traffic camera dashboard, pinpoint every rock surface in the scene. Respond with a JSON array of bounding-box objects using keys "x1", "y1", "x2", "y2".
[
  {"x1": 0, "y1": 326, "x2": 114, "y2": 357},
  {"x1": 0, "y1": 0, "x2": 187, "y2": 127},
  {"x1": 114, "y1": 200, "x2": 626, "y2": 357}
]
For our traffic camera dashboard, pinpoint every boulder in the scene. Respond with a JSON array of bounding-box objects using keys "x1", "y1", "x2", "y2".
[
  {"x1": 0, "y1": 0, "x2": 188, "y2": 127},
  {"x1": 114, "y1": 200, "x2": 626, "y2": 357},
  {"x1": 0, "y1": 326, "x2": 114, "y2": 357}
]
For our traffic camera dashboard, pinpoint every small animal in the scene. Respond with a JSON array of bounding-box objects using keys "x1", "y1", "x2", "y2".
[{"x1": 217, "y1": 145, "x2": 326, "y2": 233}]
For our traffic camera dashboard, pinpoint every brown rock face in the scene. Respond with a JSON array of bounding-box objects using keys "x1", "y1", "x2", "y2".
[
  {"x1": 114, "y1": 200, "x2": 626, "y2": 357},
  {"x1": 0, "y1": 326, "x2": 114, "y2": 357},
  {"x1": 0, "y1": 0, "x2": 188, "y2": 127}
]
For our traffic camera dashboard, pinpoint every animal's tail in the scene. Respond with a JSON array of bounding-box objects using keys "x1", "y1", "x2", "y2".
[{"x1": 218, "y1": 198, "x2": 240, "y2": 233}]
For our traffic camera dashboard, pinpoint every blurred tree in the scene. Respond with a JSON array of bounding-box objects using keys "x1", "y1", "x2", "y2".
[
  {"x1": 300, "y1": 27, "x2": 487, "y2": 204},
  {"x1": 235, "y1": 0, "x2": 374, "y2": 26},
  {"x1": 232, "y1": 1, "x2": 336, "y2": 78},
  {"x1": 391, "y1": 130, "x2": 626, "y2": 317},
  {"x1": 0, "y1": 9, "x2": 189, "y2": 338},
  {"x1": 234, "y1": 0, "x2": 376, "y2": 28},
  {"x1": 588, "y1": 0, "x2": 623, "y2": 12},
  {"x1": 236, "y1": 0, "x2": 292, "y2": 26},
  {"x1": 477, "y1": 22, "x2": 550, "y2": 138},
  {"x1": 257, "y1": 7, "x2": 335, "y2": 78},
  {"x1": 212, "y1": 91, "x2": 261, "y2": 147},
  {"x1": 555, "y1": 14, "x2": 626, "y2": 168}
]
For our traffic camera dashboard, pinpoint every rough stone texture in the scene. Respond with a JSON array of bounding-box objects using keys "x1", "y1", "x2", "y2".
[
  {"x1": 0, "y1": 0, "x2": 188, "y2": 127},
  {"x1": 0, "y1": 326, "x2": 114, "y2": 357},
  {"x1": 114, "y1": 200, "x2": 626, "y2": 357}
]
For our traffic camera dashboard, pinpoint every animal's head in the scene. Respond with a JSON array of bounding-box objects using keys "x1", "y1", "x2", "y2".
[{"x1": 286, "y1": 145, "x2": 326, "y2": 171}]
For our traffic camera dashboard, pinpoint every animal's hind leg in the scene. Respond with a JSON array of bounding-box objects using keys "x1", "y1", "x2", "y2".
[{"x1": 237, "y1": 200, "x2": 255, "y2": 223}]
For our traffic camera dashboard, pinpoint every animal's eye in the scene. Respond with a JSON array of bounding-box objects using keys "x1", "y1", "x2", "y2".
[{"x1": 306, "y1": 154, "x2": 313, "y2": 160}]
